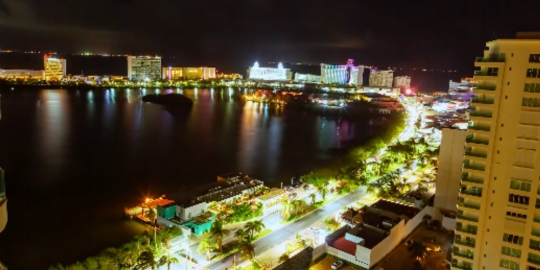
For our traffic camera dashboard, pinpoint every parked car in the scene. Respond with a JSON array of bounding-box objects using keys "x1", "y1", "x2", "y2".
[
  {"x1": 331, "y1": 260, "x2": 344, "y2": 269},
  {"x1": 405, "y1": 240, "x2": 414, "y2": 247}
]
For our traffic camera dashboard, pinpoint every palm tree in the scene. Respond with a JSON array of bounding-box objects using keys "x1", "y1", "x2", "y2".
[
  {"x1": 146, "y1": 208, "x2": 156, "y2": 223},
  {"x1": 159, "y1": 251, "x2": 179, "y2": 270},
  {"x1": 136, "y1": 250, "x2": 157, "y2": 270},
  {"x1": 238, "y1": 238, "x2": 256, "y2": 261},
  {"x1": 245, "y1": 220, "x2": 265, "y2": 239},
  {"x1": 281, "y1": 200, "x2": 291, "y2": 219},
  {"x1": 317, "y1": 184, "x2": 328, "y2": 201},
  {"x1": 208, "y1": 220, "x2": 230, "y2": 252},
  {"x1": 309, "y1": 193, "x2": 317, "y2": 205},
  {"x1": 198, "y1": 237, "x2": 216, "y2": 260},
  {"x1": 234, "y1": 228, "x2": 247, "y2": 240},
  {"x1": 367, "y1": 162, "x2": 383, "y2": 176},
  {"x1": 407, "y1": 241, "x2": 427, "y2": 260}
]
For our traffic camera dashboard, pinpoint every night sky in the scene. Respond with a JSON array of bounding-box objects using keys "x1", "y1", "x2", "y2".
[{"x1": 0, "y1": 0, "x2": 540, "y2": 74}]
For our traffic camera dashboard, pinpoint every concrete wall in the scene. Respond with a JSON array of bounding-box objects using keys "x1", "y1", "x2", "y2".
[
  {"x1": 370, "y1": 220, "x2": 405, "y2": 267},
  {"x1": 435, "y1": 128, "x2": 467, "y2": 211},
  {"x1": 442, "y1": 216, "x2": 456, "y2": 230},
  {"x1": 177, "y1": 201, "x2": 207, "y2": 220},
  {"x1": 327, "y1": 246, "x2": 358, "y2": 265},
  {"x1": 354, "y1": 244, "x2": 372, "y2": 269}
]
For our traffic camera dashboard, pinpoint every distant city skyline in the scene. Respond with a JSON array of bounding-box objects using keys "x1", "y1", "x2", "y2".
[{"x1": 1, "y1": 0, "x2": 539, "y2": 75}]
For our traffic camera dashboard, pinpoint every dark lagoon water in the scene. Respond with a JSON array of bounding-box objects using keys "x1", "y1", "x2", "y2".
[{"x1": 0, "y1": 88, "x2": 376, "y2": 269}]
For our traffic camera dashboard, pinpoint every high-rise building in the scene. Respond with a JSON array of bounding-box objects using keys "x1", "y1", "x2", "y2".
[
  {"x1": 43, "y1": 55, "x2": 66, "y2": 81},
  {"x1": 394, "y1": 76, "x2": 411, "y2": 89},
  {"x1": 320, "y1": 59, "x2": 364, "y2": 86},
  {"x1": 369, "y1": 69, "x2": 393, "y2": 88},
  {"x1": 453, "y1": 33, "x2": 540, "y2": 270},
  {"x1": 435, "y1": 128, "x2": 467, "y2": 212},
  {"x1": 247, "y1": 62, "x2": 292, "y2": 81},
  {"x1": 127, "y1": 56, "x2": 162, "y2": 81},
  {"x1": 162, "y1": 67, "x2": 216, "y2": 80}
]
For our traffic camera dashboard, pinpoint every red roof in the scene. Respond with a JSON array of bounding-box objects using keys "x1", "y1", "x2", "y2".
[{"x1": 331, "y1": 236, "x2": 356, "y2": 255}]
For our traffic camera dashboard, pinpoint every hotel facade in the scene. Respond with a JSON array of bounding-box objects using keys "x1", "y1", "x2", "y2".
[
  {"x1": 320, "y1": 59, "x2": 364, "y2": 86},
  {"x1": 162, "y1": 67, "x2": 216, "y2": 80},
  {"x1": 247, "y1": 62, "x2": 292, "y2": 81},
  {"x1": 44, "y1": 55, "x2": 66, "y2": 81},
  {"x1": 127, "y1": 56, "x2": 162, "y2": 81},
  {"x1": 453, "y1": 33, "x2": 540, "y2": 270}
]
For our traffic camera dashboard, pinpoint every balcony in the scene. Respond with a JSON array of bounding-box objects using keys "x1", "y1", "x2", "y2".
[
  {"x1": 465, "y1": 150, "x2": 487, "y2": 158},
  {"x1": 469, "y1": 111, "x2": 493, "y2": 118},
  {"x1": 455, "y1": 238, "x2": 476, "y2": 247},
  {"x1": 461, "y1": 190, "x2": 482, "y2": 197},
  {"x1": 468, "y1": 125, "x2": 491, "y2": 131},
  {"x1": 457, "y1": 214, "x2": 479, "y2": 223},
  {"x1": 474, "y1": 70, "x2": 498, "y2": 77},
  {"x1": 514, "y1": 162, "x2": 535, "y2": 169},
  {"x1": 475, "y1": 56, "x2": 505, "y2": 63},
  {"x1": 452, "y1": 263, "x2": 473, "y2": 270},
  {"x1": 456, "y1": 226, "x2": 478, "y2": 235},
  {"x1": 471, "y1": 98, "x2": 495, "y2": 104},
  {"x1": 459, "y1": 201, "x2": 481, "y2": 210},
  {"x1": 529, "y1": 257, "x2": 540, "y2": 266},
  {"x1": 465, "y1": 135, "x2": 489, "y2": 145},
  {"x1": 532, "y1": 230, "x2": 540, "y2": 238},
  {"x1": 534, "y1": 216, "x2": 540, "y2": 223},
  {"x1": 453, "y1": 250, "x2": 474, "y2": 259},
  {"x1": 473, "y1": 84, "x2": 496, "y2": 90},
  {"x1": 462, "y1": 173, "x2": 484, "y2": 184},
  {"x1": 463, "y1": 163, "x2": 486, "y2": 171}
]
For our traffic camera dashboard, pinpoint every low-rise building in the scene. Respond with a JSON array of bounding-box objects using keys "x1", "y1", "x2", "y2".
[
  {"x1": 162, "y1": 66, "x2": 216, "y2": 80},
  {"x1": 394, "y1": 76, "x2": 411, "y2": 89},
  {"x1": 255, "y1": 188, "x2": 286, "y2": 210},
  {"x1": 294, "y1": 73, "x2": 321, "y2": 83},
  {"x1": 0, "y1": 69, "x2": 45, "y2": 80},
  {"x1": 216, "y1": 73, "x2": 243, "y2": 80},
  {"x1": 183, "y1": 212, "x2": 215, "y2": 236},
  {"x1": 328, "y1": 199, "x2": 425, "y2": 269},
  {"x1": 369, "y1": 69, "x2": 393, "y2": 88}
]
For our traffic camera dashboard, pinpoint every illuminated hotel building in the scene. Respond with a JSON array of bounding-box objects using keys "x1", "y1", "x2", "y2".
[
  {"x1": 393, "y1": 76, "x2": 411, "y2": 89},
  {"x1": 247, "y1": 62, "x2": 292, "y2": 81},
  {"x1": 44, "y1": 55, "x2": 66, "y2": 81},
  {"x1": 127, "y1": 56, "x2": 162, "y2": 81},
  {"x1": 320, "y1": 59, "x2": 364, "y2": 86},
  {"x1": 162, "y1": 67, "x2": 216, "y2": 80},
  {"x1": 452, "y1": 33, "x2": 540, "y2": 270},
  {"x1": 0, "y1": 69, "x2": 45, "y2": 80},
  {"x1": 369, "y1": 69, "x2": 394, "y2": 88}
]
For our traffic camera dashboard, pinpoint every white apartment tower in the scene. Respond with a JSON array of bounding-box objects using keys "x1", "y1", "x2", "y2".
[
  {"x1": 369, "y1": 69, "x2": 394, "y2": 88},
  {"x1": 394, "y1": 76, "x2": 411, "y2": 89},
  {"x1": 127, "y1": 56, "x2": 162, "y2": 81},
  {"x1": 453, "y1": 33, "x2": 540, "y2": 270}
]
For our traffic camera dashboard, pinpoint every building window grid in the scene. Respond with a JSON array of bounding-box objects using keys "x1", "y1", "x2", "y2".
[
  {"x1": 531, "y1": 240, "x2": 540, "y2": 251},
  {"x1": 509, "y1": 194, "x2": 530, "y2": 205},
  {"x1": 502, "y1": 246, "x2": 522, "y2": 258},
  {"x1": 522, "y1": 97, "x2": 540, "y2": 107},
  {"x1": 510, "y1": 180, "x2": 532, "y2": 192},
  {"x1": 506, "y1": 211, "x2": 527, "y2": 219},
  {"x1": 530, "y1": 54, "x2": 540, "y2": 63},
  {"x1": 527, "y1": 68, "x2": 540, "y2": 78},
  {"x1": 500, "y1": 259, "x2": 520, "y2": 270},
  {"x1": 525, "y1": 83, "x2": 540, "y2": 93},
  {"x1": 504, "y1": 233, "x2": 524, "y2": 245},
  {"x1": 529, "y1": 252, "x2": 540, "y2": 266}
]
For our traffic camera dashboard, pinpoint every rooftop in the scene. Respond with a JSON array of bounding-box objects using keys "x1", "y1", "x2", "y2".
[
  {"x1": 256, "y1": 188, "x2": 286, "y2": 201},
  {"x1": 172, "y1": 176, "x2": 263, "y2": 207},
  {"x1": 371, "y1": 199, "x2": 419, "y2": 219},
  {"x1": 141, "y1": 198, "x2": 175, "y2": 209}
]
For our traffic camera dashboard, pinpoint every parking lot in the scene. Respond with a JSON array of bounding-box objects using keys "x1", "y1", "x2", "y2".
[
  {"x1": 375, "y1": 224, "x2": 453, "y2": 270},
  {"x1": 310, "y1": 257, "x2": 357, "y2": 270}
]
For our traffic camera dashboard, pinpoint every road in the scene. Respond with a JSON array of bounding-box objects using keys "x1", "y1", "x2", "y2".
[{"x1": 205, "y1": 187, "x2": 367, "y2": 270}]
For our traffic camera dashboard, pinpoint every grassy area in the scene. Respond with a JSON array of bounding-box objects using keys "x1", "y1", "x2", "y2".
[{"x1": 254, "y1": 229, "x2": 272, "y2": 240}]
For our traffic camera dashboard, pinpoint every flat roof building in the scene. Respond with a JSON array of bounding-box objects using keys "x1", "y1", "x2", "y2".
[
  {"x1": 162, "y1": 66, "x2": 216, "y2": 80},
  {"x1": 127, "y1": 56, "x2": 161, "y2": 81}
]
